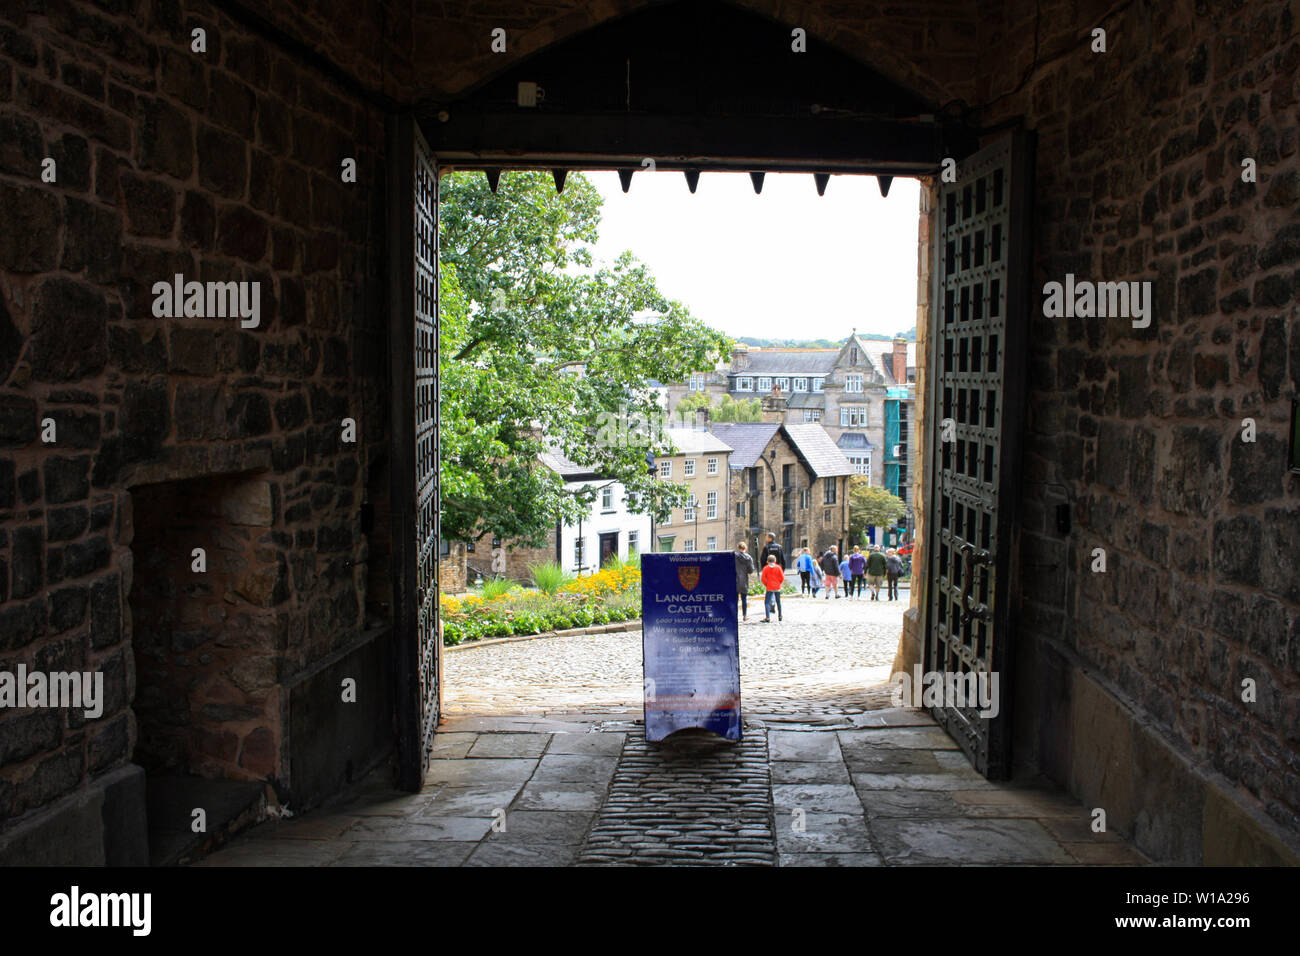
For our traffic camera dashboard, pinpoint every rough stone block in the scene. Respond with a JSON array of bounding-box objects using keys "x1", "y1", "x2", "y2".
[
  {"x1": 29, "y1": 277, "x2": 107, "y2": 382},
  {"x1": 0, "y1": 181, "x2": 61, "y2": 272}
]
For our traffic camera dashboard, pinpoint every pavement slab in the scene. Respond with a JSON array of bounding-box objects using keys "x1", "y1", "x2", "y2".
[{"x1": 195, "y1": 598, "x2": 1148, "y2": 868}]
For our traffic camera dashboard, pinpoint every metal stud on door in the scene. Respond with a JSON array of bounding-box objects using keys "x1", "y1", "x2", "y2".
[{"x1": 923, "y1": 133, "x2": 1032, "y2": 778}]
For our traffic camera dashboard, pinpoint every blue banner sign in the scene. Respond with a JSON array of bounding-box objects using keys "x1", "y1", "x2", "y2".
[{"x1": 640, "y1": 552, "x2": 741, "y2": 741}]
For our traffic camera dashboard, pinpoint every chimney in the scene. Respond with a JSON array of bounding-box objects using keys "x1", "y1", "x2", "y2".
[
  {"x1": 761, "y1": 386, "x2": 785, "y2": 423},
  {"x1": 732, "y1": 343, "x2": 751, "y2": 371},
  {"x1": 892, "y1": 336, "x2": 908, "y2": 383},
  {"x1": 694, "y1": 406, "x2": 710, "y2": 430}
]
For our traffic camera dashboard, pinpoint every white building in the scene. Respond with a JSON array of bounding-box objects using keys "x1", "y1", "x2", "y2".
[{"x1": 540, "y1": 451, "x2": 652, "y2": 574}]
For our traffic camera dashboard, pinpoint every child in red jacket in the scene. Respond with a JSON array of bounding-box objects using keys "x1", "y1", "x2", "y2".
[{"x1": 760, "y1": 555, "x2": 784, "y2": 622}]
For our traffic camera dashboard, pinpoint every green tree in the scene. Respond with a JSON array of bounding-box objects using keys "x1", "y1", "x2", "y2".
[
  {"x1": 438, "y1": 171, "x2": 732, "y2": 544},
  {"x1": 848, "y1": 477, "x2": 907, "y2": 543},
  {"x1": 673, "y1": 391, "x2": 713, "y2": 424},
  {"x1": 713, "y1": 395, "x2": 763, "y2": 421}
]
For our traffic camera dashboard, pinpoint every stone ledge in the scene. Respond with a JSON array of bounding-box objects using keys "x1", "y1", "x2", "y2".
[{"x1": 446, "y1": 619, "x2": 641, "y2": 651}]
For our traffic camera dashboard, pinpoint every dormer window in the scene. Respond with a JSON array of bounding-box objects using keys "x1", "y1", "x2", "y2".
[
  {"x1": 775, "y1": 377, "x2": 789, "y2": 393},
  {"x1": 793, "y1": 377, "x2": 807, "y2": 392},
  {"x1": 737, "y1": 376, "x2": 753, "y2": 391},
  {"x1": 757, "y1": 376, "x2": 772, "y2": 391},
  {"x1": 812, "y1": 378, "x2": 824, "y2": 392},
  {"x1": 846, "y1": 374, "x2": 863, "y2": 393}
]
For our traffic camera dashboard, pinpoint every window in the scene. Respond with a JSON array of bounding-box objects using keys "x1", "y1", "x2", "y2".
[
  {"x1": 803, "y1": 410, "x2": 821, "y2": 423},
  {"x1": 737, "y1": 376, "x2": 753, "y2": 391},
  {"x1": 684, "y1": 494, "x2": 697, "y2": 522},
  {"x1": 812, "y1": 378, "x2": 824, "y2": 392},
  {"x1": 846, "y1": 374, "x2": 863, "y2": 393},
  {"x1": 794, "y1": 377, "x2": 807, "y2": 392},
  {"x1": 601, "y1": 487, "x2": 614, "y2": 512},
  {"x1": 573, "y1": 537, "x2": 584, "y2": 567},
  {"x1": 684, "y1": 458, "x2": 696, "y2": 477},
  {"x1": 706, "y1": 456, "x2": 718, "y2": 475},
  {"x1": 824, "y1": 479, "x2": 837, "y2": 504},
  {"x1": 659, "y1": 460, "x2": 672, "y2": 478},
  {"x1": 690, "y1": 373, "x2": 707, "y2": 391},
  {"x1": 662, "y1": 508, "x2": 671, "y2": 525},
  {"x1": 736, "y1": 500, "x2": 746, "y2": 517},
  {"x1": 757, "y1": 376, "x2": 772, "y2": 391},
  {"x1": 706, "y1": 536, "x2": 717, "y2": 551},
  {"x1": 824, "y1": 509, "x2": 832, "y2": 523},
  {"x1": 775, "y1": 377, "x2": 789, "y2": 393},
  {"x1": 840, "y1": 405, "x2": 867, "y2": 427},
  {"x1": 849, "y1": 347, "x2": 859, "y2": 365},
  {"x1": 706, "y1": 491, "x2": 718, "y2": 519},
  {"x1": 848, "y1": 454, "x2": 871, "y2": 476},
  {"x1": 628, "y1": 530, "x2": 638, "y2": 553},
  {"x1": 799, "y1": 489, "x2": 809, "y2": 509},
  {"x1": 684, "y1": 538, "x2": 695, "y2": 552}
]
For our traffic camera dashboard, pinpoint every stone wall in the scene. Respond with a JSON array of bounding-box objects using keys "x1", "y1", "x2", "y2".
[
  {"x1": 978, "y1": 0, "x2": 1300, "y2": 850},
  {"x1": 729, "y1": 434, "x2": 848, "y2": 562},
  {"x1": 0, "y1": 0, "x2": 391, "y2": 831},
  {"x1": 130, "y1": 474, "x2": 281, "y2": 781}
]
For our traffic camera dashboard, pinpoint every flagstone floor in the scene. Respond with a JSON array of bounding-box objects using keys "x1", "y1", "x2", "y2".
[{"x1": 195, "y1": 595, "x2": 1149, "y2": 867}]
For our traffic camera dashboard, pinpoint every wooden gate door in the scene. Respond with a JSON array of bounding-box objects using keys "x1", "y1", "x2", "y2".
[
  {"x1": 390, "y1": 115, "x2": 442, "y2": 791},
  {"x1": 923, "y1": 133, "x2": 1033, "y2": 779}
]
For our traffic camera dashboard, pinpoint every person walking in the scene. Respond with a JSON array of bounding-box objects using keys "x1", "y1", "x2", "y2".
[
  {"x1": 885, "y1": 547, "x2": 904, "y2": 601},
  {"x1": 796, "y1": 548, "x2": 815, "y2": 594},
  {"x1": 760, "y1": 554, "x2": 784, "y2": 622},
  {"x1": 849, "y1": 546, "x2": 868, "y2": 598},
  {"x1": 759, "y1": 532, "x2": 786, "y2": 571},
  {"x1": 839, "y1": 553, "x2": 853, "y2": 598},
  {"x1": 818, "y1": 546, "x2": 841, "y2": 599},
  {"x1": 734, "y1": 541, "x2": 755, "y2": 621},
  {"x1": 865, "y1": 546, "x2": 888, "y2": 601},
  {"x1": 809, "y1": 558, "x2": 824, "y2": 597}
]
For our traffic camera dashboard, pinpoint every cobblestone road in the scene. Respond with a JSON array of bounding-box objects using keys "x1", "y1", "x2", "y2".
[{"x1": 442, "y1": 590, "x2": 908, "y2": 720}]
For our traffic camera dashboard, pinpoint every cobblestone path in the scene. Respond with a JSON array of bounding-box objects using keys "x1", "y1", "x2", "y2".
[
  {"x1": 442, "y1": 591, "x2": 908, "y2": 720},
  {"x1": 577, "y1": 727, "x2": 775, "y2": 865}
]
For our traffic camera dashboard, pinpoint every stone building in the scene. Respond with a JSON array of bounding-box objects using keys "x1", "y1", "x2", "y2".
[
  {"x1": 1, "y1": 0, "x2": 1298, "y2": 867},
  {"x1": 711, "y1": 422, "x2": 853, "y2": 564},
  {"x1": 666, "y1": 334, "x2": 915, "y2": 487},
  {"x1": 654, "y1": 427, "x2": 733, "y2": 555}
]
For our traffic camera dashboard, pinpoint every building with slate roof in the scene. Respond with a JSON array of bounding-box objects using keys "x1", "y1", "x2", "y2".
[
  {"x1": 664, "y1": 333, "x2": 915, "y2": 492},
  {"x1": 710, "y1": 422, "x2": 852, "y2": 563}
]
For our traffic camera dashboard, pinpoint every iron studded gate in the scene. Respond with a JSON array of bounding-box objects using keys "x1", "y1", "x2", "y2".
[
  {"x1": 390, "y1": 115, "x2": 442, "y2": 791},
  {"x1": 923, "y1": 132, "x2": 1033, "y2": 779}
]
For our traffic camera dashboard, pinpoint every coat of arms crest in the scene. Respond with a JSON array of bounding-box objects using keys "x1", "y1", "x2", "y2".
[{"x1": 677, "y1": 565, "x2": 700, "y2": 590}]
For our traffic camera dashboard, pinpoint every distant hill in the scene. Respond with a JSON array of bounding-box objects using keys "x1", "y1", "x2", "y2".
[{"x1": 734, "y1": 330, "x2": 916, "y2": 348}]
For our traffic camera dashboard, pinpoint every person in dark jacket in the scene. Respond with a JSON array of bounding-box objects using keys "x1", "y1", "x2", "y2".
[
  {"x1": 759, "y1": 533, "x2": 786, "y2": 570},
  {"x1": 885, "y1": 548, "x2": 904, "y2": 601},
  {"x1": 734, "y1": 541, "x2": 756, "y2": 621},
  {"x1": 865, "y1": 546, "x2": 888, "y2": 600},
  {"x1": 818, "y1": 546, "x2": 841, "y2": 599}
]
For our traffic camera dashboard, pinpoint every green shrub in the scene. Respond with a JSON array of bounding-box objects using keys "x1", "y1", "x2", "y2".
[
  {"x1": 480, "y1": 578, "x2": 516, "y2": 600},
  {"x1": 530, "y1": 561, "x2": 574, "y2": 594}
]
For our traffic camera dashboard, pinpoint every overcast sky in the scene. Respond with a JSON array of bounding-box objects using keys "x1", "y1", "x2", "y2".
[{"x1": 585, "y1": 170, "x2": 919, "y2": 341}]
